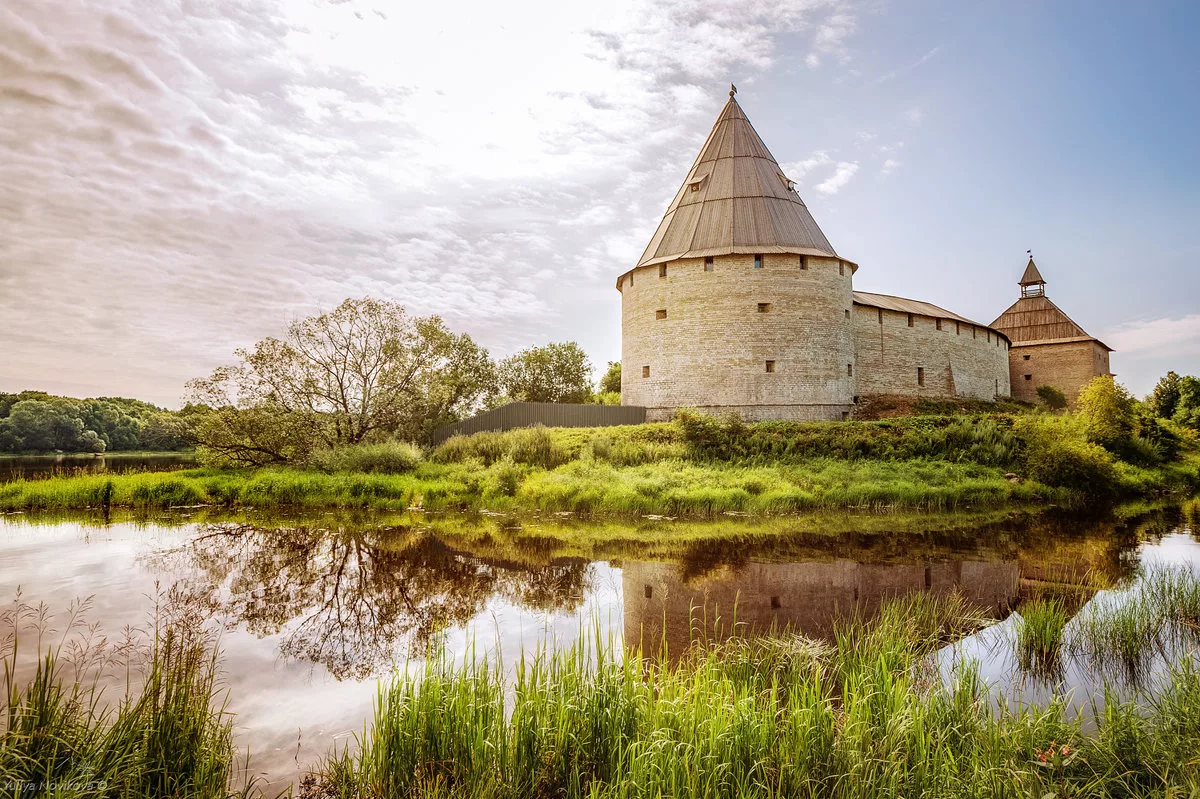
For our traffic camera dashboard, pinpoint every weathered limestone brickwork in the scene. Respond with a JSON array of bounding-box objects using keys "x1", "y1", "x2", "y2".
[
  {"x1": 1009, "y1": 339, "x2": 1111, "y2": 404},
  {"x1": 852, "y1": 305, "x2": 1012, "y2": 401},
  {"x1": 621, "y1": 253, "x2": 856, "y2": 421},
  {"x1": 617, "y1": 90, "x2": 1017, "y2": 421},
  {"x1": 622, "y1": 559, "x2": 1019, "y2": 659}
]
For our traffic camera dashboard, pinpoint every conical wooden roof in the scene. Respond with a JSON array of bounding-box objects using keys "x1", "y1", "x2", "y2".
[
  {"x1": 633, "y1": 93, "x2": 847, "y2": 270},
  {"x1": 1019, "y1": 257, "x2": 1045, "y2": 286}
]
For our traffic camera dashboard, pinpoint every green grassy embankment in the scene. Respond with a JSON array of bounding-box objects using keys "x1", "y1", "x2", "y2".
[{"x1": 2, "y1": 413, "x2": 1196, "y2": 517}]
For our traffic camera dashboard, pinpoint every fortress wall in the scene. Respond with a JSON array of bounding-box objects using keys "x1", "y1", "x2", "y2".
[
  {"x1": 1009, "y1": 340, "x2": 1111, "y2": 404},
  {"x1": 620, "y1": 253, "x2": 856, "y2": 421},
  {"x1": 852, "y1": 305, "x2": 1012, "y2": 401},
  {"x1": 622, "y1": 559, "x2": 1019, "y2": 658}
]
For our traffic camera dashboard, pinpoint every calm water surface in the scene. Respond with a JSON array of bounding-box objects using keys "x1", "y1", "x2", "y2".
[
  {"x1": 1, "y1": 505, "x2": 1196, "y2": 792},
  {"x1": 0, "y1": 453, "x2": 196, "y2": 481}
]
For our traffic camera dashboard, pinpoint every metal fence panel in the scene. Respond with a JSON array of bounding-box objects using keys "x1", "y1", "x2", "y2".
[{"x1": 430, "y1": 403, "x2": 646, "y2": 445}]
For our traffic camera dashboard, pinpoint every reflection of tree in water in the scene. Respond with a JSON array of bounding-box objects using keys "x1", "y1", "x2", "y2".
[{"x1": 181, "y1": 524, "x2": 591, "y2": 680}]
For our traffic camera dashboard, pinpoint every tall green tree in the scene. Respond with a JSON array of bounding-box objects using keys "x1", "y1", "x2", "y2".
[
  {"x1": 1076, "y1": 376, "x2": 1136, "y2": 451},
  {"x1": 1148, "y1": 371, "x2": 1183, "y2": 419},
  {"x1": 599, "y1": 361, "x2": 621, "y2": 395},
  {"x1": 497, "y1": 342, "x2": 594, "y2": 404},
  {"x1": 187, "y1": 298, "x2": 496, "y2": 464}
]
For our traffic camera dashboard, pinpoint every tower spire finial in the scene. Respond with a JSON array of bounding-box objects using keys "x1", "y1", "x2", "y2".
[{"x1": 730, "y1": 83, "x2": 737, "y2": 98}]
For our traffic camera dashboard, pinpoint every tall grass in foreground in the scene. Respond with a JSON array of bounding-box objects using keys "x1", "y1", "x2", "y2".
[
  {"x1": 1, "y1": 593, "x2": 253, "y2": 799},
  {"x1": 1014, "y1": 598, "x2": 1068, "y2": 679},
  {"x1": 1068, "y1": 566, "x2": 1200, "y2": 686},
  {"x1": 304, "y1": 593, "x2": 1200, "y2": 799}
]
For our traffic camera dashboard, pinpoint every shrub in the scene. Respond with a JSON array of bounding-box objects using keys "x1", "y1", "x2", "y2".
[
  {"x1": 312, "y1": 441, "x2": 423, "y2": 473},
  {"x1": 1077, "y1": 376, "x2": 1136, "y2": 452},
  {"x1": 1036, "y1": 384, "x2": 1068, "y2": 411},
  {"x1": 1016, "y1": 415, "x2": 1117, "y2": 496}
]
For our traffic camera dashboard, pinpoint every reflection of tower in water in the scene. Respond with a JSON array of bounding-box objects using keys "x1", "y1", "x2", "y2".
[{"x1": 623, "y1": 558, "x2": 1020, "y2": 659}]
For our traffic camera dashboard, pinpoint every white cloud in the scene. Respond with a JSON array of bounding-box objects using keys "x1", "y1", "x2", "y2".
[
  {"x1": 816, "y1": 161, "x2": 859, "y2": 194},
  {"x1": 905, "y1": 107, "x2": 925, "y2": 125},
  {"x1": 1104, "y1": 315, "x2": 1200, "y2": 356},
  {"x1": 806, "y1": 52, "x2": 821, "y2": 69},
  {"x1": 881, "y1": 158, "x2": 900, "y2": 173},
  {"x1": 0, "y1": 0, "x2": 853, "y2": 405},
  {"x1": 780, "y1": 151, "x2": 833, "y2": 179}
]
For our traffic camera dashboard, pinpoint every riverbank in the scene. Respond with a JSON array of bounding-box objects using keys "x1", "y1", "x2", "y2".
[
  {"x1": 8, "y1": 580, "x2": 1200, "y2": 799},
  {"x1": 2, "y1": 414, "x2": 1197, "y2": 518}
]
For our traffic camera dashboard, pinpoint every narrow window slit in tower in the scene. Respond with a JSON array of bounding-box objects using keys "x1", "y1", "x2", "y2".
[
  {"x1": 754, "y1": 254, "x2": 763, "y2": 269},
  {"x1": 765, "y1": 360, "x2": 776, "y2": 373},
  {"x1": 936, "y1": 319, "x2": 943, "y2": 331},
  {"x1": 908, "y1": 314, "x2": 914, "y2": 328},
  {"x1": 659, "y1": 264, "x2": 667, "y2": 278},
  {"x1": 839, "y1": 262, "x2": 845, "y2": 276},
  {"x1": 956, "y1": 321, "x2": 961, "y2": 335},
  {"x1": 642, "y1": 365, "x2": 650, "y2": 378},
  {"x1": 917, "y1": 367, "x2": 925, "y2": 386},
  {"x1": 1023, "y1": 354, "x2": 1031, "y2": 361},
  {"x1": 656, "y1": 309, "x2": 667, "y2": 320},
  {"x1": 845, "y1": 309, "x2": 851, "y2": 319},
  {"x1": 799, "y1": 256, "x2": 807, "y2": 270},
  {"x1": 704, "y1": 256, "x2": 714, "y2": 271},
  {"x1": 878, "y1": 309, "x2": 884, "y2": 324},
  {"x1": 1024, "y1": 374, "x2": 1032, "y2": 381},
  {"x1": 757, "y1": 302, "x2": 772, "y2": 313},
  {"x1": 770, "y1": 596, "x2": 781, "y2": 610},
  {"x1": 644, "y1": 585, "x2": 653, "y2": 599},
  {"x1": 847, "y1": 364, "x2": 853, "y2": 377}
]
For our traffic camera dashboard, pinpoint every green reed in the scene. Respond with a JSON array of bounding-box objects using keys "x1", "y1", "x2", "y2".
[
  {"x1": 1015, "y1": 598, "x2": 1068, "y2": 678},
  {"x1": 1, "y1": 593, "x2": 253, "y2": 799},
  {"x1": 302, "y1": 591, "x2": 1200, "y2": 799}
]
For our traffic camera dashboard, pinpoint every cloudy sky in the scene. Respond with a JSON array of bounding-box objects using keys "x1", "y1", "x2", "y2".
[{"x1": 1, "y1": 0, "x2": 1196, "y2": 406}]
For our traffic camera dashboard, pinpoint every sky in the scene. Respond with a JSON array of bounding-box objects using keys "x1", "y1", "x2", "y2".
[{"x1": 0, "y1": 0, "x2": 1197, "y2": 408}]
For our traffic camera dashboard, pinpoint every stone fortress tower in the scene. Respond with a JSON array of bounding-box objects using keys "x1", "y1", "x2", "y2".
[
  {"x1": 617, "y1": 89, "x2": 1013, "y2": 421},
  {"x1": 990, "y1": 257, "x2": 1113, "y2": 405}
]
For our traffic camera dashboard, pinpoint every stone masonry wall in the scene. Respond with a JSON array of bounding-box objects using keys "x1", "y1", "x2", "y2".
[
  {"x1": 1009, "y1": 340, "x2": 1111, "y2": 404},
  {"x1": 620, "y1": 253, "x2": 856, "y2": 420},
  {"x1": 852, "y1": 305, "x2": 1012, "y2": 401}
]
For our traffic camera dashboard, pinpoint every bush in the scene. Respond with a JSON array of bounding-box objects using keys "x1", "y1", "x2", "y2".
[
  {"x1": 1036, "y1": 384, "x2": 1068, "y2": 411},
  {"x1": 1016, "y1": 415, "x2": 1117, "y2": 496},
  {"x1": 1077, "y1": 376, "x2": 1136, "y2": 452},
  {"x1": 312, "y1": 441, "x2": 423, "y2": 474}
]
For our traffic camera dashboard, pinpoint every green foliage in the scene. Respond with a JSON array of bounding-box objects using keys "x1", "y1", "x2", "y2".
[
  {"x1": 0, "y1": 392, "x2": 195, "y2": 454},
  {"x1": 1, "y1": 594, "x2": 245, "y2": 799},
  {"x1": 496, "y1": 341, "x2": 594, "y2": 404},
  {"x1": 311, "y1": 441, "x2": 424, "y2": 474},
  {"x1": 306, "y1": 594, "x2": 1200, "y2": 799},
  {"x1": 598, "y1": 361, "x2": 622, "y2": 395},
  {"x1": 592, "y1": 391, "x2": 621, "y2": 406},
  {"x1": 1015, "y1": 598, "x2": 1067, "y2": 677},
  {"x1": 187, "y1": 297, "x2": 497, "y2": 456},
  {"x1": 1076, "y1": 375, "x2": 1137, "y2": 451},
  {"x1": 1015, "y1": 414, "x2": 1117, "y2": 496},
  {"x1": 1035, "y1": 384, "x2": 1068, "y2": 411},
  {"x1": 1148, "y1": 371, "x2": 1184, "y2": 419}
]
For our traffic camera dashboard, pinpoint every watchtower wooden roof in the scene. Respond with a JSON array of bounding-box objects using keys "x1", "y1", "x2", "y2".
[
  {"x1": 990, "y1": 259, "x2": 1111, "y2": 350},
  {"x1": 630, "y1": 90, "x2": 851, "y2": 273}
]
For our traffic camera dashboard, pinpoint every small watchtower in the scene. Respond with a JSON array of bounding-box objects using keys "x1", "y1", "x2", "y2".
[
  {"x1": 1018, "y1": 256, "x2": 1046, "y2": 298},
  {"x1": 990, "y1": 256, "x2": 1112, "y2": 405}
]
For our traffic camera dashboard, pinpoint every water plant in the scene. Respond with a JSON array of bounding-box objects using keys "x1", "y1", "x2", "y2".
[{"x1": 0, "y1": 590, "x2": 253, "y2": 798}]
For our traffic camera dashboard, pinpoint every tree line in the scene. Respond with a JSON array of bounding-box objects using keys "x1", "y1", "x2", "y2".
[{"x1": 0, "y1": 392, "x2": 198, "y2": 453}]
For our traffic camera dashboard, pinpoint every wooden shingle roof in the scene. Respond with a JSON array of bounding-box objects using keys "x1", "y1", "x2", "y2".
[
  {"x1": 630, "y1": 93, "x2": 848, "y2": 273},
  {"x1": 990, "y1": 295, "x2": 1111, "y2": 350}
]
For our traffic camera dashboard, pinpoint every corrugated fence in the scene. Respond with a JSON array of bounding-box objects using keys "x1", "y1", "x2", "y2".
[{"x1": 430, "y1": 402, "x2": 646, "y2": 445}]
